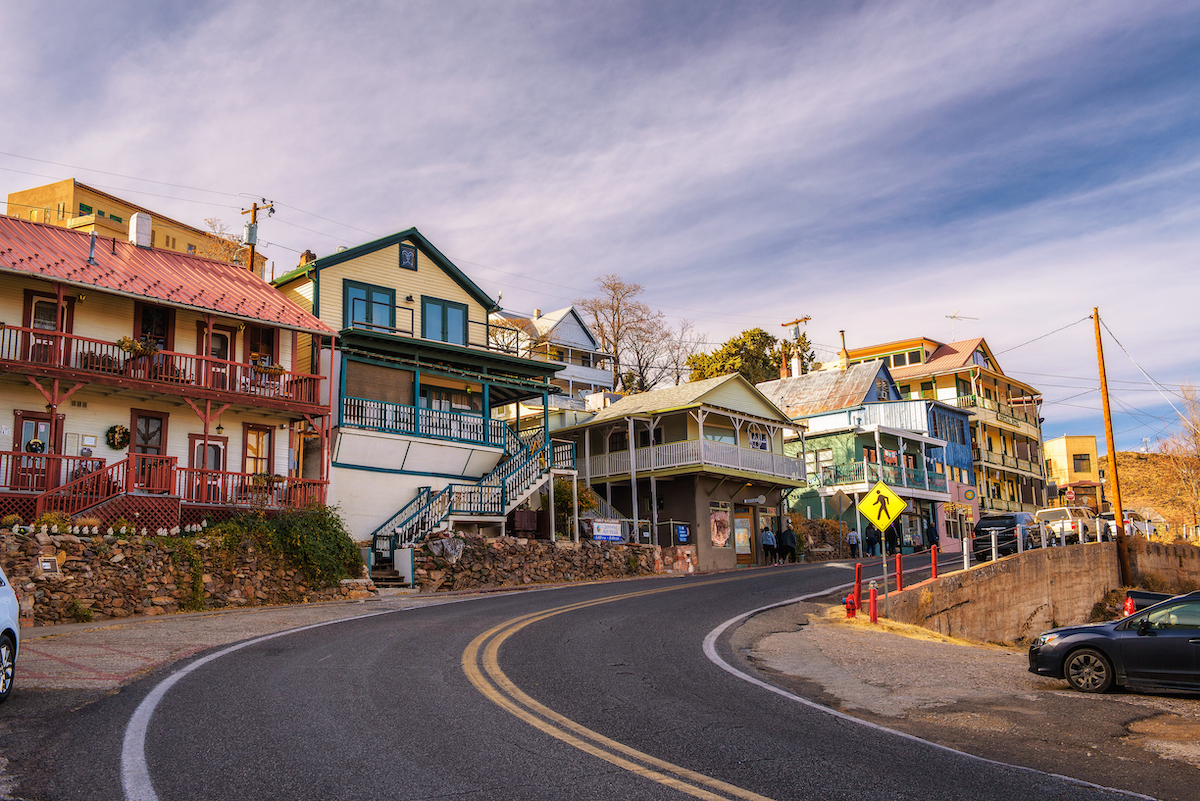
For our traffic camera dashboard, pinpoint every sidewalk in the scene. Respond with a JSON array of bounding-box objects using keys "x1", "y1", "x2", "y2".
[{"x1": 17, "y1": 590, "x2": 454, "y2": 691}]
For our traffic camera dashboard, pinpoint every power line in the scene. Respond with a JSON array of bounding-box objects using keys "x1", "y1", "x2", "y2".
[
  {"x1": 1100, "y1": 318, "x2": 1200, "y2": 436},
  {"x1": 994, "y1": 315, "x2": 1091, "y2": 355}
]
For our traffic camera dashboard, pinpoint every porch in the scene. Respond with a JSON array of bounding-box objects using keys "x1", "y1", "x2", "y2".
[
  {"x1": 820, "y1": 460, "x2": 949, "y2": 493},
  {"x1": 587, "y1": 439, "x2": 805, "y2": 482},
  {"x1": 0, "y1": 450, "x2": 327, "y2": 527}
]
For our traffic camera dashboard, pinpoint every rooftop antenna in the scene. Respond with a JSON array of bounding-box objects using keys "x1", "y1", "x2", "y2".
[{"x1": 945, "y1": 310, "x2": 978, "y2": 339}]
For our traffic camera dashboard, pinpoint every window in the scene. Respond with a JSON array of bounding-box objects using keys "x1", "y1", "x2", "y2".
[
  {"x1": 56, "y1": 202, "x2": 65, "y2": 220},
  {"x1": 748, "y1": 426, "x2": 768, "y2": 451},
  {"x1": 703, "y1": 429, "x2": 735, "y2": 445},
  {"x1": 150, "y1": 230, "x2": 156, "y2": 247},
  {"x1": 804, "y1": 448, "x2": 833, "y2": 474},
  {"x1": 245, "y1": 325, "x2": 277, "y2": 365},
  {"x1": 186, "y1": 244, "x2": 195, "y2": 254},
  {"x1": 423, "y1": 297, "x2": 468, "y2": 345},
  {"x1": 97, "y1": 210, "x2": 106, "y2": 218},
  {"x1": 1045, "y1": 458, "x2": 1054, "y2": 475},
  {"x1": 609, "y1": 430, "x2": 629, "y2": 451},
  {"x1": 1072, "y1": 453, "x2": 1091, "y2": 473},
  {"x1": 136, "y1": 303, "x2": 173, "y2": 350},
  {"x1": 110, "y1": 214, "x2": 123, "y2": 224},
  {"x1": 920, "y1": 381, "x2": 934, "y2": 399},
  {"x1": 79, "y1": 203, "x2": 92, "y2": 215},
  {"x1": 419, "y1": 385, "x2": 481, "y2": 415},
  {"x1": 243, "y1": 425, "x2": 272, "y2": 474},
  {"x1": 899, "y1": 384, "x2": 910, "y2": 398},
  {"x1": 908, "y1": 350, "x2": 922, "y2": 364},
  {"x1": 344, "y1": 281, "x2": 395, "y2": 331},
  {"x1": 637, "y1": 426, "x2": 664, "y2": 448},
  {"x1": 875, "y1": 379, "x2": 889, "y2": 400}
]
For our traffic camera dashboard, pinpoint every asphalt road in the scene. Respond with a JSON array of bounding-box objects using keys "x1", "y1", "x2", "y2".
[{"x1": 11, "y1": 557, "x2": 1146, "y2": 801}]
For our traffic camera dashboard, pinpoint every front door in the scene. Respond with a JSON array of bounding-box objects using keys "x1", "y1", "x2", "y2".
[
  {"x1": 132, "y1": 411, "x2": 171, "y2": 492},
  {"x1": 14, "y1": 415, "x2": 53, "y2": 490},
  {"x1": 189, "y1": 434, "x2": 227, "y2": 502},
  {"x1": 734, "y1": 507, "x2": 754, "y2": 566}
]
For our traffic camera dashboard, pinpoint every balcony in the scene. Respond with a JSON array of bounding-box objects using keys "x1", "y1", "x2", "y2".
[
  {"x1": 972, "y1": 449, "x2": 1045, "y2": 479},
  {"x1": 0, "y1": 325, "x2": 326, "y2": 412},
  {"x1": 819, "y1": 461, "x2": 949, "y2": 493},
  {"x1": 342, "y1": 396, "x2": 513, "y2": 448},
  {"x1": 1, "y1": 451, "x2": 326, "y2": 519},
  {"x1": 955, "y1": 394, "x2": 1041, "y2": 437},
  {"x1": 587, "y1": 440, "x2": 805, "y2": 482}
]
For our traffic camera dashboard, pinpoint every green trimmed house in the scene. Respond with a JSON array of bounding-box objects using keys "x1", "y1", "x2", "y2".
[
  {"x1": 556, "y1": 374, "x2": 806, "y2": 572},
  {"x1": 273, "y1": 229, "x2": 574, "y2": 569}
]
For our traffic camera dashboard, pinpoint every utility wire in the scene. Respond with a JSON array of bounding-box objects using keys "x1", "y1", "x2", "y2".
[
  {"x1": 994, "y1": 315, "x2": 1090, "y2": 355},
  {"x1": 1100, "y1": 318, "x2": 1200, "y2": 436}
]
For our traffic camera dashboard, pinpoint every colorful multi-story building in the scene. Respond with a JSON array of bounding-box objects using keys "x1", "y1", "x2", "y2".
[{"x1": 845, "y1": 336, "x2": 1046, "y2": 515}]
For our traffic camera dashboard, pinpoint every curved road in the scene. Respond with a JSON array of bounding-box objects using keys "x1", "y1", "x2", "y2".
[{"x1": 38, "y1": 558, "x2": 1142, "y2": 800}]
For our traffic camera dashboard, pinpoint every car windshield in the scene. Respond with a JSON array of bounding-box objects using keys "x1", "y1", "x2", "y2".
[{"x1": 1039, "y1": 509, "x2": 1069, "y2": 522}]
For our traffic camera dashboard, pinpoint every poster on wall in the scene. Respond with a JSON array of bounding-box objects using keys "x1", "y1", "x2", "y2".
[
  {"x1": 735, "y1": 516, "x2": 752, "y2": 554},
  {"x1": 709, "y1": 501, "x2": 731, "y2": 547}
]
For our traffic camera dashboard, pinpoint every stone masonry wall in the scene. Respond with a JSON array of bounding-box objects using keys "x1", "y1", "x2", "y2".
[
  {"x1": 415, "y1": 535, "x2": 696, "y2": 593},
  {"x1": 886, "y1": 539, "x2": 1200, "y2": 644},
  {"x1": 2, "y1": 528, "x2": 375, "y2": 626}
]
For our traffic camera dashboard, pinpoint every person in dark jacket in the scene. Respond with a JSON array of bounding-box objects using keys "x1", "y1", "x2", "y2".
[
  {"x1": 885, "y1": 523, "x2": 900, "y2": 555},
  {"x1": 779, "y1": 524, "x2": 798, "y2": 563}
]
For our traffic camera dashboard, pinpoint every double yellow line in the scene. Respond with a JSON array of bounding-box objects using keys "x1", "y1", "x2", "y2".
[{"x1": 461, "y1": 579, "x2": 777, "y2": 800}]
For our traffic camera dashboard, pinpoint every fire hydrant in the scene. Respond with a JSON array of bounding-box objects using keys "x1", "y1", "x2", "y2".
[
  {"x1": 844, "y1": 593, "x2": 858, "y2": 618},
  {"x1": 1123, "y1": 595, "x2": 1136, "y2": 617}
]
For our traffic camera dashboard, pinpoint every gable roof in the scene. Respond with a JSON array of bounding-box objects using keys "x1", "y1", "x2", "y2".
[
  {"x1": 493, "y1": 306, "x2": 602, "y2": 351},
  {"x1": 272, "y1": 227, "x2": 496, "y2": 310},
  {"x1": 756, "y1": 361, "x2": 894, "y2": 420},
  {"x1": 578, "y1": 373, "x2": 792, "y2": 426},
  {"x1": 889, "y1": 337, "x2": 996, "y2": 380},
  {"x1": 0, "y1": 214, "x2": 333, "y2": 334}
]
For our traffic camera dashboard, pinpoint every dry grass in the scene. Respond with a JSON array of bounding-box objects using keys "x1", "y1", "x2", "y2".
[{"x1": 822, "y1": 605, "x2": 1012, "y2": 650}]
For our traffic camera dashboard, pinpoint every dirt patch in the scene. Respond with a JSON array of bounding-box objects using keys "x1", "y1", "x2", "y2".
[{"x1": 743, "y1": 602, "x2": 1200, "y2": 801}]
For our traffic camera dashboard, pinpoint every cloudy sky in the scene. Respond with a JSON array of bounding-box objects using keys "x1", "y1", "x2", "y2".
[{"x1": 3, "y1": 0, "x2": 1197, "y2": 452}]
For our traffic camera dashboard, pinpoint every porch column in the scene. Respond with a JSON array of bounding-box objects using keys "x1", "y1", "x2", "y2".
[
  {"x1": 572, "y1": 478, "x2": 579, "y2": 544},
  {"x1": 627, "y1": 417, "x2": 638, "y2": 540},
  {"x1": 548, "y1": 472, "x2": 556, "y2": 541},
  {"x1": 650, "y1": 475, "x2": 658, "y2": 546},
  {"x1": 203, "y1": 313, "x2": 215, "y2": 389},
  {"x1": 898, "y1": 436, "x2": 907, "y2": 487},
  {"x1": 873, "y1": 429, "x2": 882, "y2": 484},
  {"x1": 921, "y1": 441, "x2": 930, "y2": 490},
  {"x1": 584, "y1": 427, "x2": 591, "y2": 484},
  {"x1": 482, "y1": 384, "x2": 490, "y2": 445}
]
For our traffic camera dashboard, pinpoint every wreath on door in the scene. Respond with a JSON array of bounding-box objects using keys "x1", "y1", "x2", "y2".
[
  {"x1": 24, "y1": 438, "x2": 45, "y2": 454},
  {"x1": 106, "y1": 425, "x2": 131, "y2": 450}
]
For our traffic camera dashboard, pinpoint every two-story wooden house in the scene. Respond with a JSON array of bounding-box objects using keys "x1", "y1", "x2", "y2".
[
  {"x1": 489, "y1": 306, "x2": 615, "y2": 433},
  {"x1": 555, "y1": 373, "x2": 806, "y2": 572},
  {"x1": 0, "y1": 214, "x2": 335, "y2": 529},
  {"x1": 759, "y1": 360, "x2": 977, "y2": 552},
  {"x1": 272, "y1": 229, "x2": 573, "y2": 566}
]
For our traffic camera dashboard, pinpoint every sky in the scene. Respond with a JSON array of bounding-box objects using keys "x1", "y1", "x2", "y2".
[{"x1": 2, "y1": 0, "x2": 1198, "y2": 453}]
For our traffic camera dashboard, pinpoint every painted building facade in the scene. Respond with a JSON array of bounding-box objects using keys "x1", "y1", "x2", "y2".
[
  {"x1": 0, "y1": 213, "x2": 334, "y2": 529},
  {"x1": 1043, "y1": 434, "x2": 1101, "y2": 511}
]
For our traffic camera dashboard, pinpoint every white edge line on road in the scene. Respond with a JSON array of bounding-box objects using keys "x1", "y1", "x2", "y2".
[
  {"x1": 120, "y1": 598, "x2": 477, "y2": 801},
  {"x1": 701, "y1": 581, "x2": 1158, "y2": 801}
]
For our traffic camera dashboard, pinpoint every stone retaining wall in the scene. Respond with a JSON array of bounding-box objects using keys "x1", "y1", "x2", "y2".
[
  {"x1": 2, "y1": 528, "x2": 376, "y2": 627},
  {"x1": 886, "y1": 539, "x2": 1200, "y2": 644},
  {"x1": 415, "y1": 535, "x2": 696, "y2": 593}
]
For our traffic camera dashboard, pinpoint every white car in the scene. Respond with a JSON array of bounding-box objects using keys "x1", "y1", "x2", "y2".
[
  {"x1": 0, "y1": 565, "x2": 18, "y2": 703},
  {"x1": 1098, "y1": 511, "x2": 1153, "y2": 538}
]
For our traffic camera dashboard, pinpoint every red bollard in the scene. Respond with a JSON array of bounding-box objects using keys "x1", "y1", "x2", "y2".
[
  {"x1": 896, "y1": 553, "x2": 904, "y2": 592},
  {"x1": 869, "y1": 587, "x2": 878, "y2": 624},
  {"x1": 854, "y1": 562, "x2": 863, "y2": 610},
  {"x1": 931, "y1": 546, "x2": 938, "y2": 579}
]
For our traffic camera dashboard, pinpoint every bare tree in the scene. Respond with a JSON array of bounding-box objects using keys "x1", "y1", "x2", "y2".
[
  {"x1": 1160, "y1": 383, "x2": 1200, "y2": 528},
  {"x1": 663, "y1": 319, "x2": 707, "y2": 385},
  {"x1": 576, "y1": 275, "x2": 665, "y2": 392},
  {"x1": 193, "y1": 218, "x2": 248, "y2": 266},
  {"x1": 488, "y1": 313, "x2": 551, "y2": 358}
]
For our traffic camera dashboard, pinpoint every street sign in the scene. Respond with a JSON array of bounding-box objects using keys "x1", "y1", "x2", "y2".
[
  {"x1": 828, "y1": 490, "x2": 852, "y2": 516},
  {"x1": 857, "y1": 481, "x2": 906, "y2": 531},
  {"x1": 1065, "y1": 488, "x2": 1076, "y2": 502}
]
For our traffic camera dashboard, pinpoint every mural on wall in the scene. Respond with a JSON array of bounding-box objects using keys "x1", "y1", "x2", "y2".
[{"x1": 709, "y1": 501, "x2": 730, "y2": 547}]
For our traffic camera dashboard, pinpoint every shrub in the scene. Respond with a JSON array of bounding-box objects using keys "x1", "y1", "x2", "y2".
[
  {"x1": 267, "y1": 504, "x2": 362, "y2": 587},
  {"x1": 109, "y1": 516, "x2": 135, "y2": 533},
  {"x1": 74, "y1": 516, "x2": 102, "y2": 528},
  {"x1": 0, "y1": 514, "x2": 21, "y2": 530},
  {"x1": 33, "y1": 510, "x2": 72, "y2": 531},
  {"x1": 66, "y1": 598, "x2": 94, "y2": 623}
]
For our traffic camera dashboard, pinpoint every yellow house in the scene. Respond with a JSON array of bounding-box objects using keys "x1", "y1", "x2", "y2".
[
  {"x1": 1042, "y1": 434, "x2": 1101, "y2": 510},
  {"x1": 6, "y1": 179, "x2": 265, "y2": 274},
  {"x1": 845, "y1": 336, "x2": 1047, "y2": 515}
]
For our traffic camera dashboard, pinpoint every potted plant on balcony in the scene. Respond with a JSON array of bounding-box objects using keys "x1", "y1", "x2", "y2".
[
  {"x1": 251, "y1": 362, "x2": 286, "y2": 377},
  {"x1": 117, "y1": 336, "x2": 159, "y2": 358},
  {"x1": 80, "y1": 351, "x2": 121, "y2": 373}
]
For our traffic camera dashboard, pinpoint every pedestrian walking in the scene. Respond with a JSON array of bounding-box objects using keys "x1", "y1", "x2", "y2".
[
  {"x1": 761, "y1": 526, "x2": 776, "y2": 565},
  {"x1": 885, "y1": 523, "x2": 899, "y2": 556},
  {"x1": 864, "y1": 527, "x2": 879, "y2": 557},
  {"x1": 847, "y1": 528, "x2": 860, "y2": 558},
  {"x1": 780, "y1": 524, "x2": 797, "y2": 563}
]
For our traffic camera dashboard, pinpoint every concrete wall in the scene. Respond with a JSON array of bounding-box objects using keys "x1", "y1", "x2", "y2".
[{"x1": 887, "y1": 540, "x2": 1200, "y2": 644}]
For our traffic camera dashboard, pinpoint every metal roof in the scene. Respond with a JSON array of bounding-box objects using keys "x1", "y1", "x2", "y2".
[
  {"x1": 756, "y1": 361, "x2": 891, "y2": 419},
  {"x1": 0, "y1": 214, "x2": 334, "y2": 335}
]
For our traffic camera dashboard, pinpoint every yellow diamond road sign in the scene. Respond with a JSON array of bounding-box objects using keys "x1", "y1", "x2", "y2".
[{"x1": 857, "y1": 481, "x2": 906, "y2": 530}]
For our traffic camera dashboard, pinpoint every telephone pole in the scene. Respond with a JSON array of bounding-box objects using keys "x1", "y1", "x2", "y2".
[
  {"x1": 241, "y1": 200, "x2": 274, "y2": 279},
  {"x1": 1094, "y1": 307, "x2": 1131, "y2": 586}
]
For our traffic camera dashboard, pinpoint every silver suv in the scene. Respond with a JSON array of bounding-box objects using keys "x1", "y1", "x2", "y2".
[
  {"x1": 0, "y1": 566, "x2": 18, "y2": 703},
  {"x1": 1036, "y1": 507, "x2": 1098, "y2": 543}
]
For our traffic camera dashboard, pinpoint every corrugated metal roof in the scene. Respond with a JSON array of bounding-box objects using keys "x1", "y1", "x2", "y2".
[
  {"x1": 0, "y1": 214, "x2": 333, "y2": 334},
  {"x1": 890, "y1": 338, "x2": 985, "y2": 380},
  {"x1": 756, "y1": 361, "x2": 887, "y2": 419}
]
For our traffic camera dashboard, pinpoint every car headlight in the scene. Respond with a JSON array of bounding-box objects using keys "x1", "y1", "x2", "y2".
[{"x1": 1033, "y1": 633, "x2": 1059, "y2": 649}]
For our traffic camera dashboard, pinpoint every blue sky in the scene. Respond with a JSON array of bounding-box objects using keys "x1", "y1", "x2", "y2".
[{"x1": 2, "y1": 0, "x2": 1197, "y2": 453}]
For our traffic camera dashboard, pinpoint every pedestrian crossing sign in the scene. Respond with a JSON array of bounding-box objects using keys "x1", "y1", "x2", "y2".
[{"x1": 857, "y1": 481, "x2": 906, "y2": 530}]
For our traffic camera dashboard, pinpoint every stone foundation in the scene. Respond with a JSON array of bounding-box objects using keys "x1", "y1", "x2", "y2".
[
  {"x1": 2, "y1": 527, "x2": 376, "y2": 627},
  {"x1": 414, "y1": 535, "x2": 696, "y2": 593}
]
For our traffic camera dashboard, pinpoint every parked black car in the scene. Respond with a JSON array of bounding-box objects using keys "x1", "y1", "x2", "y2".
[
  {"x1": 972, "y1": 513, "x2": 1039, "y2": 561},
  {"x1": 1028, "y1": 590, "x2": 1200, "y2": 692}
]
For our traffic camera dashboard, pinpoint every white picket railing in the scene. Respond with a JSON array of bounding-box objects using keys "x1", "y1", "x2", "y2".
[{"x1": 588, "y1": 439, "x2": 804, "y2": 481}]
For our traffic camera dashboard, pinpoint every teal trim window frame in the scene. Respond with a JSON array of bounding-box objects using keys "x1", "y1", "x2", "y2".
[
  {"x1": 422, "y1": 296, "x2": 468, "y2": 345},
  {"x1": 344, "y1": 280, "x2": 395, "y2": 331}
]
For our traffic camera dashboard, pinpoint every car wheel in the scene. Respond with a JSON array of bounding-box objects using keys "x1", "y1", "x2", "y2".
[
  {"x1": 1064, "y1": 647, "x2": 1112, "y2": 693},
  {"x1": 0, "y1": 633, "x2": 13, "y2": 702}
]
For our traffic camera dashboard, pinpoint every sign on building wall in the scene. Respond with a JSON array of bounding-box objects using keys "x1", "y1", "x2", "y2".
[{"x1": 593, "y1": 520, "x2": 623, "y2": 542}]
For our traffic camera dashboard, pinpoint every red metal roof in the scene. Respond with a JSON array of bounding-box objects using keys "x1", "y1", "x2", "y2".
[{"x1": 0, "y1": 214, "x2": 333, "y2": 335}]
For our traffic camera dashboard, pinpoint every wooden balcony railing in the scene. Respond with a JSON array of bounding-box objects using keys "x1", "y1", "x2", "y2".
[
  {"x1": 341, "y1": 396, "x2": 511, "y2": 447},
  {"x1": 588, "y1": 440, "x2": 804, "y2": 481},
  {"x1": 0, "y1": 325, "x2": 325, "y2": 405},
  {"x1": 0, "y1": 451, "x2": 107, "y2": 493},
  {"x1": 175, "y1": 468, "x2": 326, "y2": 508}
]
